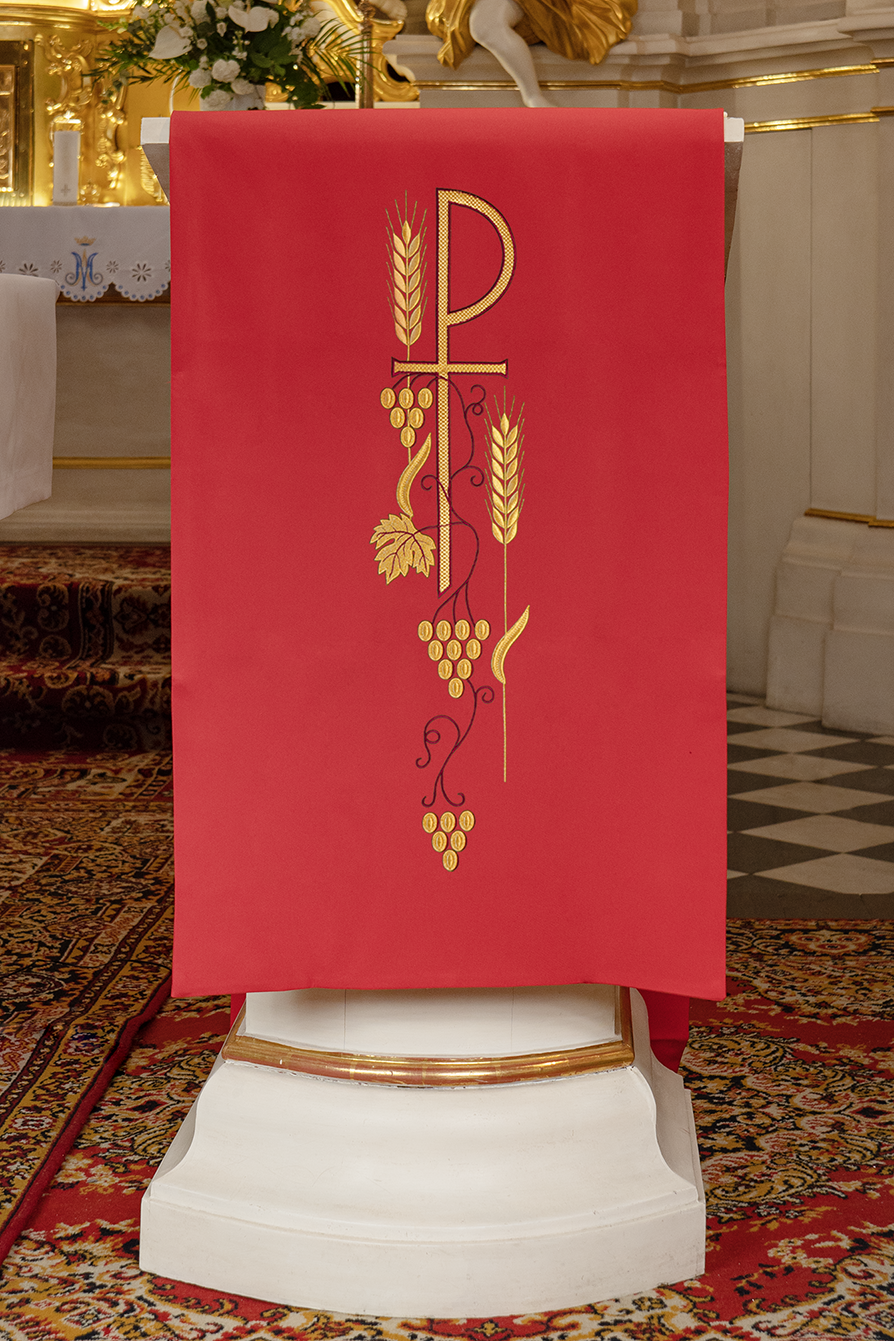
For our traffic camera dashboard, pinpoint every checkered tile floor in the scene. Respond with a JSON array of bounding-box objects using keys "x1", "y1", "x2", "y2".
[{"x1": 727, "y1": 695, "x2": 894, "y2": 917}]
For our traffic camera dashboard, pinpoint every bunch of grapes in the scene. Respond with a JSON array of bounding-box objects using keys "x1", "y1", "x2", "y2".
[
  {"x1": 380, "y1": 385, "x2": 433, "y2": 452},
  {"x1": 417, "y1": 618, "x2": 490, "y2": 699},
  {"x1": 422, "y1": 809, "x2": 475, "y2": 871}
]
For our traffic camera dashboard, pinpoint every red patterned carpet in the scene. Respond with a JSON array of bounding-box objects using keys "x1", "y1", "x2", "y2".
[
  {"x1": 0, "y1": 748, "x2": 173, "y2": 1262},
  {"x1": 1, "y1": 920, "x2": 892, "y2": 1339},
  {"x1": 0, "y1": 545, "x2": 171, "y2": 749}
]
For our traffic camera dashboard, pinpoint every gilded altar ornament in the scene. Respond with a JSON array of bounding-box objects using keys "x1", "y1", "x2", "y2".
[{"x1": 371, "y1": 190, "x2": 530, "y2": 868}]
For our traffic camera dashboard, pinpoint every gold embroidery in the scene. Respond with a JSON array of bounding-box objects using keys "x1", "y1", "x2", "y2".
[
  {"x1": 492, "y1": 606, "x2": 530, "y2": 685},
  {"x1": 393, "y1": 189, "x2": 515, "y2": 592},
  {"x1": 487, "y1": 408, "x2": 525, "y2": 546},
  {"x1": 420, "y1": 809, "x2": 473, "y2": 870},
  {"x1": 492, "y1": 605, "x2": 530, "y2": 781},
  {"x1": 373, "y1": 191, "x2": 530, "y2": 860},
  {"x1": 370, "y1": 433, "x2": 435, "y2": 582},
  {"x1": 395, "y1": 434, "x2": 431, "y2": 519},
  {"x1": 487, "y1": 404, "x2": 529, "y2": 780},
  {"x1": 388, "y1": 201, "x2": 427, "y2": 368},
  {"x1": 370, "y1": 512, "x2": 436, "y2": 582}
]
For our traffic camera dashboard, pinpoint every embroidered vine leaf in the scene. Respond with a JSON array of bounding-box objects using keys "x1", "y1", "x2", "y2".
[
  {"x1": 491, "y1": 605, "x2": 530, "y2": 684},
  {"x1": 371, "y1": 513, "x2": 436, "y2": 583}
]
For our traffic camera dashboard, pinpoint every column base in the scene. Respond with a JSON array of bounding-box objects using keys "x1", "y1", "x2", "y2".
[
  {"x1": 140, "y1": 989, "x2": 705, "y2": 1316},
  {"x1": 767, "y1": 515, "x2": 894, "y2": 733}
]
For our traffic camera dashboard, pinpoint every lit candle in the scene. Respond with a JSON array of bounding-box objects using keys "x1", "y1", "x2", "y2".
[{"x1": 52, "y1": 130, "x2": 80, "y2": 205}]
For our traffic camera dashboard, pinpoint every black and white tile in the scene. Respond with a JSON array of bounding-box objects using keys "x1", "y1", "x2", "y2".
[{"x1": 727, "y1": 696, "x2": 894, "y2": 917}]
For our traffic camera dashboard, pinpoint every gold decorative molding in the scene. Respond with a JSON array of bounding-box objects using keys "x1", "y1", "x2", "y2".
[
  {"x1": 805, "y1": 507, "x2": 894, "y2": 527},
  {"x1": 223, "y1": 987, "x2": 635, "y2": 1087},
  {"x1": 746, "y1": 110, "x2": 879, "y2": 132},
  {"x1": 53, "y1": 456, "x2": 171, "y2": 468},
  {"x1": 413, "y1": 59, "x2": 885, "y2": 97},
  {"x1": 692, "y1": 62, "x2": 877, "y2": 91}
]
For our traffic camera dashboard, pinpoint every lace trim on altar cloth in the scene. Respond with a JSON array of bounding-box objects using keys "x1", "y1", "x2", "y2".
[{"x1": 0, "y1": 206, "x2": 171, "y2": 302}]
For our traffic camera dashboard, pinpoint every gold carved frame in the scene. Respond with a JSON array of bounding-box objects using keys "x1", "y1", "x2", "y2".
[{"x1": 0, "y1": 40, "x2": 33, "y2": 202}]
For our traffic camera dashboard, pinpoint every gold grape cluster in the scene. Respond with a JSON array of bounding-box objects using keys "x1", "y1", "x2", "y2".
[
  {"x1": 418, "y1": 618, "x2": 490, "y2": 698},
  {"x1": 423, "y1": 808, "x2": 475, "y2": 871},
  {"x1": 381, "y1": 385, "x2": 432, "y2": 453}
]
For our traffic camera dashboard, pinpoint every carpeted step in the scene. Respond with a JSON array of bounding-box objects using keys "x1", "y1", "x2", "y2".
[{"x1": 0, "y1": 545, "x2": 171, "y2": 749}]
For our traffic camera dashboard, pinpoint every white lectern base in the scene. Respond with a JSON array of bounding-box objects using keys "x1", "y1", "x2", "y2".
[{"x1": 140, "y1": 987, "x2": 704, "y2": 1316}]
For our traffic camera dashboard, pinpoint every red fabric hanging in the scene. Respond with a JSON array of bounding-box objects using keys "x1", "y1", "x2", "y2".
[{"x1": 170, "y1": 108, "x2": 728, "y2": 999}]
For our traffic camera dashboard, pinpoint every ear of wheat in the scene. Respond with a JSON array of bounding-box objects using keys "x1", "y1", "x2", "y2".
[
  {"x1": 486, "y1": 411, "x2": 525, "y2": 547},
  {"x1": 387, "y1": 202, "x2": 426, "y2": 357},
  {"x1": 486, "y1": 403, "x2": 526, "y2": 783}
]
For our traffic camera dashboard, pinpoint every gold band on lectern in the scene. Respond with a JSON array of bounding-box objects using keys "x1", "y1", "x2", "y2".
[
  {"x1": 805, "y1": 507, "x2": 894, "y2": 528},
  {"x1": 222, "y1": 986, "x2": 634, "y2": 1086},
  {"x1": 53, "y1": 456, "x2": 171, "y2": 468}
]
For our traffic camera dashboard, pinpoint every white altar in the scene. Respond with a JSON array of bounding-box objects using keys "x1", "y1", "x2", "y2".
[
  {"x1": 0, "y1": 206, "x2": 170, "y2": 303},
  {"x1": 0, "y1": 205, "x2": 171, "y2": 544},
  {"x1": 0, "y1": 275, "x2": 56, "y2": 521}
]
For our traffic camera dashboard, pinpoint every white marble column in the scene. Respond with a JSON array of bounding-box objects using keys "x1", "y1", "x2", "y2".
[{"x1": 767, "y1": 13, "x2": 894, "y2": 732}]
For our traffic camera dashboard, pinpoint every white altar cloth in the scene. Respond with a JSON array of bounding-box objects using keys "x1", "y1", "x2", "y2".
[
  {"x1": 0, "y1": 207, "x2": 170, "y2": 302},
  {"x1": 0, "y1": 275, "x2": 56, "y2": 520}
]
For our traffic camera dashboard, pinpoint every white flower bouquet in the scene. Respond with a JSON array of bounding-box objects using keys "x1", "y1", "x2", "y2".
[{"x1": 95, "y1": 0, "x2": 353, "y2": 109}]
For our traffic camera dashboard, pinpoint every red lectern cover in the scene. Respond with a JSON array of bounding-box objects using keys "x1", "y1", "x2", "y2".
[{"x1": 170, "y1": 108, "x2": 727, "y2": 998}]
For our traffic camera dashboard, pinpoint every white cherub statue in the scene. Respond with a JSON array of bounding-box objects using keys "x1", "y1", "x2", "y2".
[
  {"x1": 376, "y1": 0, "x2": 635, "y2": 108},
  {"x1": 389, "y1": 0, "x2": 635, "y2": 107}
]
